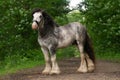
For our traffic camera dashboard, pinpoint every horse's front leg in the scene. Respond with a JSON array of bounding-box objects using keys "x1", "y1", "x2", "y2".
[
  {"x1": 41, "y1": 47, "x2": 51, "y2": 74},
  {"x1": 49, "y1": 47, "x2": 61, "y2": 74}
]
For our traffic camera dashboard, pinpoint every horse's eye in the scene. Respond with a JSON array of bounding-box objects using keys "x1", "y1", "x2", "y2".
[{"x1": 39, "y1": 15, "x2": 42, "y2": 18}]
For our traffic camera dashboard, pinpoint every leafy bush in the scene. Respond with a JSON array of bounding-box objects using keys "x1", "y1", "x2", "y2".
[{"x1": 78, "y1": 0, "x2": 120, "y2": 53}]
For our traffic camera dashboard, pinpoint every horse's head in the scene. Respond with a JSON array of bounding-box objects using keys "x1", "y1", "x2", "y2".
[{"x1": 32, "y1": 8, "x2": 44, "y2": 30}]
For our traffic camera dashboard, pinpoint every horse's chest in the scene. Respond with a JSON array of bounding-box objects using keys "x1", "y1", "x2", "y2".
[{"x1": 38, "y1": 39, "x2": 47, "y2": 46}]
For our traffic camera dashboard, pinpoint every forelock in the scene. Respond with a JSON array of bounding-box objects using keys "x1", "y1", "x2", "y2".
[{"x1": 32, "y1": 8, "x2": 43, "y2": 16}]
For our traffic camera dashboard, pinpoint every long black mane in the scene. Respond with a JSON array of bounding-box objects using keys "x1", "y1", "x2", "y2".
[{"x1": 32, "y1": 8, "x2": 59, "y2": 37}]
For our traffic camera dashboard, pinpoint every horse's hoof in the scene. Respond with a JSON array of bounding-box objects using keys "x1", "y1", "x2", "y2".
[
  {"x1": 49, "y1": 70, "x2": 61, "y2": 75},
  {"x1": 77, "y1": 68, "x2": 88, "y2": 73},
  {"x1": 42, "y1": 70, "x2": 51, "y2": 75},
  {"x1": 88, "y1": 66, "x2": 95, "y2": 73}
]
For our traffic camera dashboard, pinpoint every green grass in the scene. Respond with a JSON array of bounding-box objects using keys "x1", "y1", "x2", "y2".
[
  {"x1": 96, "y1": 52, "x2": 120, "y2": 62},
  {"x1": 0, "y1": 49, "x2": 44, "y2": 76},
  {"x1": 0, "y1": 60, "x2": 44, "y2": 76}
]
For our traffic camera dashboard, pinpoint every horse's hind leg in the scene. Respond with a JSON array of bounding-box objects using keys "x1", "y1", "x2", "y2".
[
  {"x1": 77, "y1": 42, "x2": 88, "y2": 73},
  {"x1": 41, "y1": 47, "x2": 51, "y2": 74},
  {"x1": 85, "y1": 54, "x2": 95, "y2": 72}
]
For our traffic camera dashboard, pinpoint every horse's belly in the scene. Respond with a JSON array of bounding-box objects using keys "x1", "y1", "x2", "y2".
[{"x1": 57, "y1": 38, "x2": 74, "y2": 48}]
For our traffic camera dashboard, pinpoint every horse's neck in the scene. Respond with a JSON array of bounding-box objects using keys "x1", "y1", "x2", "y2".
[
  {"x1": 38, "y1": 25, "x2": 56, "y2": 38},
  {"x1": 38, "y1": 17, "x2": 59, "y2": 38}
]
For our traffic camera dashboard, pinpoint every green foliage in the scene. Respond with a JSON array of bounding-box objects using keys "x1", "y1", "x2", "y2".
[
  {"x1": 55, "y1": 15, "x2": 69, "y2": 25},
  {"x1": 0, "y1": 0, "x2": 37, "y2": 61},
  {"x1": 0, "y1": 49, "x2": 44, "y2": 75},
  {"x1": 96, "y1": 52, "x2": 120, "y2": 62},
  {"x1": 32, "y1": 0, "x2": 70, "y2": 17},
  {"x1": 78, "y1": 0, "x2": 120, "y2": 53},
  {"x1": 67, "y1": 10, "x2": 84, "y2": 23},
  {"x1": 55, "y1": 10, "x2": 84, "y2": 25},
  {"x1": 57, "y1": 46, "x2": 77, "y2": 59}
]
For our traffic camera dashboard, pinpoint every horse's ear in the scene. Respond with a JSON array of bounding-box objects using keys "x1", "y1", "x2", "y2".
[
  {"x1": 41, "y1": 10, "x2": 45, "y2": 13},
  {"x1": 41, "y1": 10, "x2": 45, "y2": 12}
]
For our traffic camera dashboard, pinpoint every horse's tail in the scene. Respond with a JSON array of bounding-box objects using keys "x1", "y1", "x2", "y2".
[{"x1": 84, "y1": 33, "x2": 95, "y2": 63}]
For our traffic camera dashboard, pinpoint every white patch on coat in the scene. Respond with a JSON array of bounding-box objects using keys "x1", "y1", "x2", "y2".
[
  {"x1": 57, "y1": 26, "x2": 75, "y2": 48},
  {"x1": 33, "y1": 12, "x2": 42, "y2": 22}
]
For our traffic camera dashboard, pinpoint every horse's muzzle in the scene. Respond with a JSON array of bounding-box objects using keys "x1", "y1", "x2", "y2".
[{"x1": 32, "y1": 22, "x2": 38, "y2": 30}]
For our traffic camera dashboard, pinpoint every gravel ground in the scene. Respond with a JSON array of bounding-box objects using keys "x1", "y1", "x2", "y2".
[{"x1": 1, "y1": 58, "x2": 120, "y2": 80}]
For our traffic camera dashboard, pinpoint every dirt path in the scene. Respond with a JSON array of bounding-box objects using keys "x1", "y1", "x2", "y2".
[{"x1": 1, "y1": 58, "x2": 120, "y2": 80}]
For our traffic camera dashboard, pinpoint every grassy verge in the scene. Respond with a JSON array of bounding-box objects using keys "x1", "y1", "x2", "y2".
[
  {"x1": 0, "y1": 60, "x2": 44, "y2": 76},
  {"x1": 0, "y1": 49, "x2": 44, "y2": 76},
  {"x1": 96, "y1": 52, "x2": 120, "y2": 62}
]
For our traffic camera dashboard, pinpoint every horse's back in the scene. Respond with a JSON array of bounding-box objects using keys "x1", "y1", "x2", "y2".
[
  {"x1": 61, "y1": 22, "x2": 86, "y2": 30},
  {"x1": 59, "y1": 22, "x2": 86, "y2": 35},
  {"x1": 57, "y1": 22, "x2": 86, "y2": 48}
]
